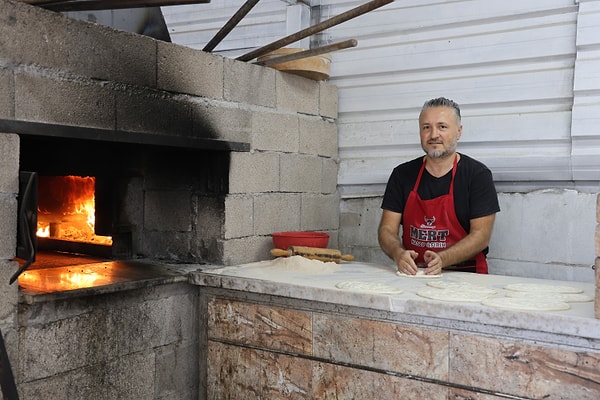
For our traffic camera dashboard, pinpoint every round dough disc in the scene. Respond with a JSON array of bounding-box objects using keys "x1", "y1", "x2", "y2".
[
  {"x1": 481, "y1": 297, "x2": 570, "y2": 311},
  {"x1": 335, "y1": 281, "x2": 404, "y2": 294},
  {"x1": 504, "y1": 283, "x2": 583, "y2": 294},
  {"x1": 504, "y1": 290, "x2": 592, "y2": 303},
  {"x1": 416, "y1": 287, "x2": 494, "y2": 302},
  {"x1": 396, "y1": 270, "x2": 442, "y2": 279},
  {"x1": 426, "y1": 280, "x2": 497, "y2": 295}
]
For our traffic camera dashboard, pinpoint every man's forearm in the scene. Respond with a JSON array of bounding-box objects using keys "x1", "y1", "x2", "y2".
[{"x1": 437, "y1": 230, "x2": 489, "y2": 267}]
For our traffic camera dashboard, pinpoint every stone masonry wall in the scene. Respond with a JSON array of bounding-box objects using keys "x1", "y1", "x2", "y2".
[
  {"x1": 0, "y1": 0, "x2": 339, "y2": 268},
  {"x1": 0, "y1": 0, "x2": 339, "y2": 397}
]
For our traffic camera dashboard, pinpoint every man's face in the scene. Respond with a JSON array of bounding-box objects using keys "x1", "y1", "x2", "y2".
[{"x1": 419, "y1": 106, "x2": 462, "y2": 159}]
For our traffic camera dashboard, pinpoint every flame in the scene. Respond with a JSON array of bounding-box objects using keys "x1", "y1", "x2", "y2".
[
  {"x1": 36, "y1": 176, "x2": 112, "y2": 245},
  {"x1": 37, "y1": 225, "x2": 50, "y2": 237}
]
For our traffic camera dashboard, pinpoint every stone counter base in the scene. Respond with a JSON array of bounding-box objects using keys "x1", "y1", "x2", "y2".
[{"x1": 203, "y1": 292, "x2": 600, "y2": 400}]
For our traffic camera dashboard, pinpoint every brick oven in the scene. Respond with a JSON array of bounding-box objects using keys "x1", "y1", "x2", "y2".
[
  {"x1": 0, "y1": 0, "x2": 339, "y2": 397},
  {"x1": 15, "y1": 124, "x2": 236, "y2": 265}
]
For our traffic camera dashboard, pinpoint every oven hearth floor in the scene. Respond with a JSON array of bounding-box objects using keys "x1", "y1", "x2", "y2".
[{"x1": 16, "y1": 254, "x2": 201, "y2": 304}]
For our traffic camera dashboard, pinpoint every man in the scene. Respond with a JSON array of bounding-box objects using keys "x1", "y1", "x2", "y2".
[{"x1": 378, "y1": 97, "x2": 500, "y2": 275}]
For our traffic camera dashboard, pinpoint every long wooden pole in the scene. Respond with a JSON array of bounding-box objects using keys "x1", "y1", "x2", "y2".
[
  {"x1": 203, "y1": 0, "x2": 261, "y2": 52},
  {"x1": 236, "y1": 0, "x2": 393, "y2": 62},
  {"x1": 254, "y1": 39, "x2": 357, "y2": 66}
]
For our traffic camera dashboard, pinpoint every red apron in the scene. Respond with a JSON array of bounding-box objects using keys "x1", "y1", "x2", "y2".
[{"x1": 401, "y1": 156, "x2": 488, "y2": 274}]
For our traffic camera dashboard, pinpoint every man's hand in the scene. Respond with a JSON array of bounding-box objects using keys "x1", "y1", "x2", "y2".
[
  {"x1": 423, "y1": 250, "x2": 443, "y2": 275},
  {"x1": 395, "y1": 249, "x2": 419, "y2": 275}
]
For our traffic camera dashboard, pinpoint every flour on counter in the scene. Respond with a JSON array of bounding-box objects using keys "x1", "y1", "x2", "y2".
[
  {"x1": 335, "y1": 281, "x2": 404, "y2": 294},
  {"x1": 269, "y1": 256, "x2": 342, "y2": 274}
]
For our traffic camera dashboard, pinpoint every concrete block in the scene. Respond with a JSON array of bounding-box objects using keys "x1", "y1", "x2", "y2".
[
  {"x1": 339, "y1": 197, "x2": 382, "y2": 248},
  {"x1": 0, "y1": 134, "x2": 19, "y2": 193},
  {"x1": 0, "y1": 196, "x2": 17, "y2": 260},
  {"x1": 280, "y1": 154, "x2": 322, "y2": 193},
  {"x1": 19, "y1": 284, "x2": 197, "y2": 380},
  {"x1": 192, "y1": 102, "x2": 252, "y2": 143},
  {"x1": 224, "y1": 58, "x2": 276, "y2": 108},
  {"x1": 116, "y1": 89, "x2": 192, "y2": 135},
  {"x1": 0, "y1": 260, "x2": 18, "y2": 320},
  {"x1": 158, "y1": 41, "x2": 224, "y2": 99},
  {"x1": 594, "y1": 286, "x2": 600, "y2": 319},
  {"x1": 65, "y1": 18, "x2": 156, "y2": 87},
  {"x1": 224, "y1": 194, "x2": 253, "y2": 239},
  {"x1": 254, "y1": 193, "x2": 302, "y2": 235},
  {"x1": 319, "y1": 82, "x2": 338, "y2": 119},
  {"x1": 251, "y1": 112, "x2": 299, "y2": 152},
  {"x1": 300, "y1": 192, "x2": 340, "y2": 231},
  {"x1": 229, "y1": 152, "x2": 279, "y2": 194},
  {"x1": 276, "y1": 73, "x2": 319, "y2": 116},
  {"x1": 597, "y1": 193, "x2": 600, "y2": 224},
  {"x1": 155, "y1": 342, "x2": 200, "y2": 400},
  {"x1": 322, "y1": 158, "x2": 338, "y2": 194},
  {"x1": 596, "y1": 223, "x2": 600, "y2": 260},
  {"x1": 0, "y1": 1, "x2": 70, "y2": 70},
  {"x1": 0, "y1": 68, "x2": 14, "y2": 119},
  {"x1": 15, "y1": 72, "x2": 115, "y2": 130},
  {"x1": 143, "y1": 230, "x2": 194, "y2": 260},
  {"x1": 299, "y1": 117, "x2": 338, "y2": 158},
  {"x1": 144, "y1": 190, "x2": 192, "y2": 231},
  {"x1": 489, "y1": 190, "x2": 596, "y2": 266},
  {"x1": 197, "y1": 195, "x2": 225, "y2": 239},
  {"x1": 221, "y1": 235, "x2": 273, "y2": 265}
]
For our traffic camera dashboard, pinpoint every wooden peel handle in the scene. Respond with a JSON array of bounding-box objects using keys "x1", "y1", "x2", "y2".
[
  {"x1": 270, "y1": 247, "x2": 354, "y2": 262},
  {"x1": 271, "y1": 248, "x2": 293, "y2": 257}
]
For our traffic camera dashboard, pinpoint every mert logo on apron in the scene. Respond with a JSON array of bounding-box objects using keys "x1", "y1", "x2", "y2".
[
  {"x1": 401, "y1": 155, "x2": 488, "y2": 273},
  {"x1": 409, "y1": 215, "x2": 450, "y2": 249}
]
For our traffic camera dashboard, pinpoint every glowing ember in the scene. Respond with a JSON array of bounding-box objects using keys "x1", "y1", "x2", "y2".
[{"x1": 37, "y1": 176, "x2": 112, "y2": 245}]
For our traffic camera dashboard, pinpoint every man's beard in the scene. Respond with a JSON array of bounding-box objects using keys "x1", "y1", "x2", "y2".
[{"x1": 424, "y1": 141, "x2": 457, "y2": 159}]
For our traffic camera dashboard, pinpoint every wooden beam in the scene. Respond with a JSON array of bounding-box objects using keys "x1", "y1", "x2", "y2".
[
  {"x1": 236, "y1": 0, "x2": 393, "y2": 62},
  {"x1": 203, "y1": 0, "x2": 260, "y2": 52},
  {"x1": 253, "y1": 39, "x2": 358, "y2": 67}
]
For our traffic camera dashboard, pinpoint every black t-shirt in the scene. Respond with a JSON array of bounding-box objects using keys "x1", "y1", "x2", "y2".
[{"x1": 381, "y1": 153, "x2": 500, "y2": 233}]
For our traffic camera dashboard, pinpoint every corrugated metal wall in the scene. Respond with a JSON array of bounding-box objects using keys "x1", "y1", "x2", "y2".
[{"x1": 162, "y1": 0, "x2": 600, "y2": 198}]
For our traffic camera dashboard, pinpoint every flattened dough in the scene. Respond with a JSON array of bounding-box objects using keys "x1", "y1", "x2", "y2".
[
  {"x1": 482, "y1": 297, "x2": 570, "y2": 311},
  {"x1": 426, "y1": 280, "x2": 497, "y2": 295},
  {"x1": 335, "y1": 281, "x2": 404, "y2": 294},
  {"x1": 416, "y1": 287, "x2": 494, "y2": 302},
  {"x1": 505, "y1": 290, "x2": 592, "y2": 303},
  {"x1": 396, "y1": 270, "x2": 442, "y2": 279},
  {"x1": 504, "y1": 283, "x2": 583, "y2": 294}
]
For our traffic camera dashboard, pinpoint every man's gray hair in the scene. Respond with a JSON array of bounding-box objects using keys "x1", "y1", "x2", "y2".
[{"x1": 421, "y1": 97, "x2": 461, "y2": 121}]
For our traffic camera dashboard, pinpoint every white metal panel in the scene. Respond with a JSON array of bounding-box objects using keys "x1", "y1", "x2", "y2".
[
  {"x1": 161, "y1": 0, "x2": 306, "y2": 54},
  {"x1": 161, "y1": 0, "x2": 600, "y2": 195},
  {"x1": 324, "y1": 0, "x2": 583, "y2": 196},
  {"x1": 571, "y1": 0, "x2": 600, "y2": 181}
]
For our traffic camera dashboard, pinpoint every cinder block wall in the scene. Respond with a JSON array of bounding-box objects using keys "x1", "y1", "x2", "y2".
[
  {"x1": 0, "y1": 0, "x2": 339, "y2": 267},
  {"x1": 0, "y1": 0, "x2": 339, "y2": 396}
]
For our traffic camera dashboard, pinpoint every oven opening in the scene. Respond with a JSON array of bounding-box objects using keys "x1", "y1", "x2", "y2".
[
  {"x1": 15, "y1": 132, "x2": 231, "y2": 292},
  {"x1": 37, "y1": 175, "x2": 113, "y2": 249}
]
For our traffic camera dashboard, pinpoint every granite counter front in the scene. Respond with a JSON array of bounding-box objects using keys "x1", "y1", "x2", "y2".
[{"x1": 190, "y1": 258, "x2": 600, "y2": 399}]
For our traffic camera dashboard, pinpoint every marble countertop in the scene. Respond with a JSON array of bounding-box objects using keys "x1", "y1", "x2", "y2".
[{"x1": 190, "y1": 257, "x2": 600, "y2": 345}]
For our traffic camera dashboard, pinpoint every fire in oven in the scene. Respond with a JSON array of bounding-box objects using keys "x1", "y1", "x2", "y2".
[{"x1": 14, "y1": 172, "x2": 115, "y2": 284}]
